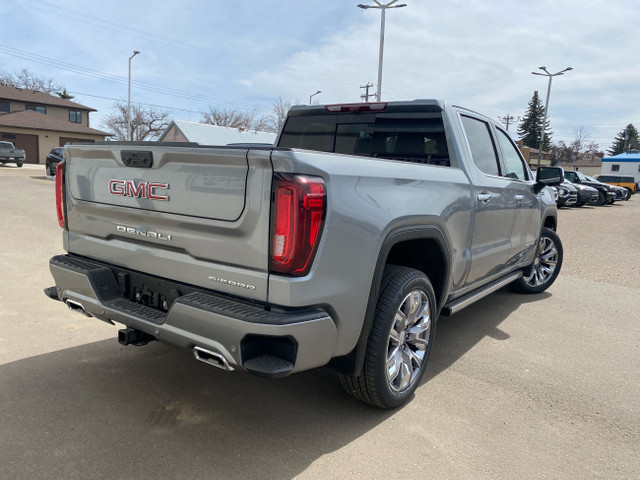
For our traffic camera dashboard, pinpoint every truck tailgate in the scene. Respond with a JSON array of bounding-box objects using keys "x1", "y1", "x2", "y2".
[{"x1": 64, "y1": 143, "x2": 273, "y2": 301}]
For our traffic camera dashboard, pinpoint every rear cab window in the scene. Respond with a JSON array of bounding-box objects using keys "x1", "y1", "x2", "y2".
[{"x1": 277, "y1": 104, "x2": 452, "y2": 167}]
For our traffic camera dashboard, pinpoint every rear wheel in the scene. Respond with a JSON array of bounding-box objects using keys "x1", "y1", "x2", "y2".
[
  {"x1": 596, "y1": 191, "x2": 605, "y2": 206},
  {"x1": 340, "y1": 265, "x2": 436, "y2": 409},
  {"x1": 46, "y1": 164, "x2": 53, "y2": 176},
  {"x1": 513, "y1": 227, "x2": 563, "y2": 294}
]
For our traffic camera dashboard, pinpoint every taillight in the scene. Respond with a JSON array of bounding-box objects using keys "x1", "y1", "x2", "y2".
[
  {"x1": 271, "y1": 174, "x2": 326, "y2": 276},
  {"x1": 55, "y1": 161, "x2": 66, "y2": 228}
]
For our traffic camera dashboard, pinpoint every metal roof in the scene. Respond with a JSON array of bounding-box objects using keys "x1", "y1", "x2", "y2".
[
  {"x1": 160, "y1": 120, "x2": 276, "y2": 145},
  {"x1": 602, "y1": 151, "x2": 640, "y2": 162}
]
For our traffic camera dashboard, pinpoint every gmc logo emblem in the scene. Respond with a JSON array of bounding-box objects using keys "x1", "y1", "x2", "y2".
[{"x1": 109, "y1": 179, "x2": 169, "y2": 200}]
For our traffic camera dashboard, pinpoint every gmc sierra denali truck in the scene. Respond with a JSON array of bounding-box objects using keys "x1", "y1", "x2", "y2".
[{"x1": 46, "y1": 100, "x2": 564, "y2": 408}]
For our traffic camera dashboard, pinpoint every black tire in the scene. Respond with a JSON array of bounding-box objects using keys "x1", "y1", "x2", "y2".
[
  {"x1": 624, "y1": 189, "x2": 632, "y2": 201},
  {"x1": 46, "y1": 164, "x2": 52, "y2": 176},
  {"x1": 339, "y1": 265, "x2": 436, "y2": 409},
  {"x1": 16, "y1": 162, "x2": 23, "y2": 168},
  {"x1": 596, "y1": 191, "x2": 605, "y2": 206},
  {"x1": 512, "y1": 227, "x2": 563, "y2": 294}
]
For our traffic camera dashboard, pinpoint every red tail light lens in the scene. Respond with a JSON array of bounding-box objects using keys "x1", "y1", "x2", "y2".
[
  {"x1": 271, "y1": 174, "x2": 326, "y2": 276},
  {"x1": 55, "y1": 161, "x2": 66, "y2": 228}
]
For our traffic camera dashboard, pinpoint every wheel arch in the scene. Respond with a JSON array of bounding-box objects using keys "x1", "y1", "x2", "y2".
[{"x1": 330, "y1": 224, "x2": 452, "y2": 376}]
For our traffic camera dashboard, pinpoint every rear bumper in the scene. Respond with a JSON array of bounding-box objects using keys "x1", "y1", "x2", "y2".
[{"x1": 47, "y1": 254, "x2": 338, "y2": 376}]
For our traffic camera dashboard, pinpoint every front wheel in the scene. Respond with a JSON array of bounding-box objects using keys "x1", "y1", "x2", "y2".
[
  {"x1": 513, "y1": 227, "x2": 563, "y2": 294},
  {"x1": 340, "y1": 265, "x2": 436, "y2": 409}
]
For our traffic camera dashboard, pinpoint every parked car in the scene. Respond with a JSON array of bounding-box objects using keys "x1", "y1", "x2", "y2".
[
  {"x1": 0, "y1": 141, "x2": 26, "y2": 167},
  {"x1": 565, "y1": 171, "x2": 616, "y2": 205},
  {"x1": 595, "y1": 174, "x2": 637, "y2": 196},
  {"x1": 45, "y1": 147, "x2": 64, "y2": 176},
  {"x1": 570, "y1": 182, "x2": 600, "y2": 206},
  {"x1": 585, "y1": 175, "x2": 629, "y2": 201},
  {"x1": 555, "y1": 182, "x2": 578, "y2": 208}
]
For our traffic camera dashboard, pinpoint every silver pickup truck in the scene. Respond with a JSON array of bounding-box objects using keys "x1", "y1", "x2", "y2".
[
  {"x1": 0, "y1": 141, "x2": 26, "y2": 167},
  {"x1": 46, "y1": 100, "x2": 564, "y2": 408}
]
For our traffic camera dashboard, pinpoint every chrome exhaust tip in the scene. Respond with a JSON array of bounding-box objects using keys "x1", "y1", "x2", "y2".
[
  {"x1": 66, "y1": 299, "x2": 92, "y2": 317},
  {"x1": 193, "y1": 346, "x2": 233, "y2": 371}
]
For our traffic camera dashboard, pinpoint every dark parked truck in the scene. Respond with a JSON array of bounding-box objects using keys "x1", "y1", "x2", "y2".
[
  {"x1": 0, "y1": 141, "x2": 26, "y2": 167},
  {"x1": 46, "y1": 101, "x2": 564, "y2": 408}
]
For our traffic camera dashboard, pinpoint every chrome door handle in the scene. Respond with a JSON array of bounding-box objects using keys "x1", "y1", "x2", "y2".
[
  {"x1": 515, "y1": 194, "x2": 525, "y2": 203},
  {"x1": 477, "y1": 193, "x2": 492, "y2": 203}
]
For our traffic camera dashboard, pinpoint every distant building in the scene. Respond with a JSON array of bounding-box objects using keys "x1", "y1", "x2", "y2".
[
  {"x1": 557, "y1": 152, "x2": 603, "y2": 177},
  {"x1": 600, "y1": 151, "x2": 640, "y2": 182},
  {"x1": 159, "y1": 120, "x2": 277, "y2": 145},
  {"x1": 0, "y1": 84, "x2": 109, "y2": 164},
  {"x1": 517, "y1": 141, "x2": 552, "y2": 167}
]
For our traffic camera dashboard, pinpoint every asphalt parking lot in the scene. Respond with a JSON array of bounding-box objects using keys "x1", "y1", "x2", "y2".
[{"x1": 1, "y1": 164, "x2": 638, "y2": 479}]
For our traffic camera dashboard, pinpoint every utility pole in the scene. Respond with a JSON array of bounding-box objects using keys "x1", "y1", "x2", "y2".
[
  {"x1": 127, "y1": 50, "x2": 140, "y2": 141},
  {"x1": 357, "y1": 1, "x2": 407, "y2": 101},
  {"x1": 360, "y1": 82, "x2": 376, "y2": 102},
  {"x1": 499, "y1": 114, "x2": 516, "y2": 131},
  {"x1": 531, "y1": 66, "x2": 573, "y2": 166}
]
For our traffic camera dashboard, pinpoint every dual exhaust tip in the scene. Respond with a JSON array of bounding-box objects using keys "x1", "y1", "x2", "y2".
[{"x1": 65, "y1": 297, "x2": 234, "y2": 372}]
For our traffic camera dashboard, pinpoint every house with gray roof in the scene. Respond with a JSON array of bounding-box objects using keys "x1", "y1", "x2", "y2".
[
  {"x1": 0, "y1": 84, "x2": 109, "y2": 164},
  {"x1": 159, "y1": 119, "x2": 276, "y2": 146}
]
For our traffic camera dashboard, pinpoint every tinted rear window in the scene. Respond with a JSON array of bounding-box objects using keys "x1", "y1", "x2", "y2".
[{"x1": 278, "y1": 112, "x2": 450, "y2": 166}]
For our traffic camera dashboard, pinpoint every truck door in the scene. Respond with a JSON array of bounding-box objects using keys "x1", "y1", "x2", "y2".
[
  {"x1": 459, "y1": 115, "x2": 516, "y2": 285},
  {"x1": 493, "y1": 127, "x2": 539, "y2": 263}
]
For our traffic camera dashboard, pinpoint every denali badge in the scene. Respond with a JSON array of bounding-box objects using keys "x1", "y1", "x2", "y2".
[
  {"x1": 109, "y1": 179, "x2": 169, "y2": 200},
  {"x1": 116, "y1": 225, "x2": 172, "y2": 241}
]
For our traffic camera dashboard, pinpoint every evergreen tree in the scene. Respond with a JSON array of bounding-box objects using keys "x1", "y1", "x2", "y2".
[
  {"x1": 56, "y1": 88, "x2": 74, "y2": 100},
  {"x1": 607, "y1": 124, "x2": 639, "y2": 155},
  {"x1": 517, "y1": 91, "x2": 552, "y2": 151}
]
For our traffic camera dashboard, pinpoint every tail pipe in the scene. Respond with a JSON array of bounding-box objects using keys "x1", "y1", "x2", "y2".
[
  {"x1": 66, "y1": 299, "x2": 92, "y2": 317},
  {"x1": 193, "y1": 346, "x2": 234, "y2": 371}
]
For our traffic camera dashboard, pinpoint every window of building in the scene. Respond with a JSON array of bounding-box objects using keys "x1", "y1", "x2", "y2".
[
  {"x1": 611, "y1": 164, "x2": 620, "y2": 171},
  {"x1": 26, "y1": 105, "x2": 47, "y2": 114},
  {"x1": 0, "y1": 101, "x2": 9, "y2": 112},
  {"x1": 69, "y1": 110, "x2": 82, "y2": 123}
]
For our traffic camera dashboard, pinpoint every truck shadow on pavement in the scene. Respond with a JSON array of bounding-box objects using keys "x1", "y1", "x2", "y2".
[{"x1": 0, "y1": 288, "x2": 550, "y2": 480}]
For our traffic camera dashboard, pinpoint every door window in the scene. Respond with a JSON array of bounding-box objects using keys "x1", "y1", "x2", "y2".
[
  {"x1": 461, "y1": 116, "x2": 500, "y2": 176},
  {"x1": 496, "y1": 129, "x2": 528, "y2": 180}
]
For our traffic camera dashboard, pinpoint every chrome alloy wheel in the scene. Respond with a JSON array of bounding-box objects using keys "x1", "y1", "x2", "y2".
[
  {"x1": 523, "y1": 235, "x2": 559, "y2": 287},
  {"x1": 386, "y1": 290, "x2": 431, "y2": 393}
]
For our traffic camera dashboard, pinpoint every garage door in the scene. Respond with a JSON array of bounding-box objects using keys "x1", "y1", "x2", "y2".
[{"x1": 0, "y1": 132, "x2": 39, "y2": 164}]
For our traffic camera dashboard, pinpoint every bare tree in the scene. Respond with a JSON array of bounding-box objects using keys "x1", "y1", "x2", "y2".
[
  {"x1": 550, "y1": 127, "x2": 601, "y2": 166},
  {"x1": 201, "y1": 106, "x2": 270, "y2": 132},
  {"x1": 0, "y1": 68, "x2": 62, "y2": 93},
  {"x1": 266, "y1": 97, "x2": 293, "y2": 133},
  {"x1": 103, "y1": 102, "x2": 170, "y2": 141}
]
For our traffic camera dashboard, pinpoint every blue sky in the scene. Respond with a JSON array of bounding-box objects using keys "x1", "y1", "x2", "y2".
[{"x1": 2, "y1": 0, "x2": 639, "y2": 149}]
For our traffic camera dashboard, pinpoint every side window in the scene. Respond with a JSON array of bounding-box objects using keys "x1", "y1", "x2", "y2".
[
  {"x1": 611, "y1": 164, "x2": 620, "y2": 172},
  {"x1": 496, "y1": 129, "x2": 528, "y2": 180},
  {"x1": 460, "y1": 115, "x2": 500, "y2": 176}
]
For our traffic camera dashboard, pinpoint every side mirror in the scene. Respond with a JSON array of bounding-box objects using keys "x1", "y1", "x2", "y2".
[{"x1": 535, "y1": 166, "x2": 564, "y2": 192}]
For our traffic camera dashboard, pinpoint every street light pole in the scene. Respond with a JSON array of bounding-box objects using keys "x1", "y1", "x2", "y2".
[
  {"x1": 357, "y1": 1, "x2": 407, "y2": 102},
  {"x1": 309, "y1": 90, "x2": 322, "y2": 104},
  {"x1": 128, "y1": 50, "x2": 140, "y2": 141},
  {"x1": 531, "y1": 66, "x2": 572, "y2": 166}
]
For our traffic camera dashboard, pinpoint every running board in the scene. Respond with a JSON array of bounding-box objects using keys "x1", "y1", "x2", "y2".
[{"x1": 441, "y1": 271, "x2": 523, "y2": 316}]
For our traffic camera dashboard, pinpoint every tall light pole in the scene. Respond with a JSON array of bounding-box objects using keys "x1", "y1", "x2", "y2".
[
  {"x1": 531, "y1": 66, "x2": 572, "y2": 166},
  {"x1": 128, "y1": 50, "x2": 140, "y2": 141},
  {"x1": 357, "y1": 1, "x2": 407, "y2": 102},
  {"x1": 309, "y1": 90, "x2": 322, "y2": 104}
]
